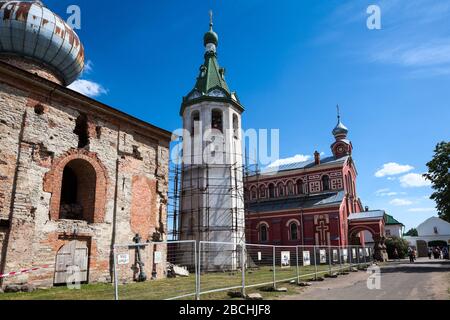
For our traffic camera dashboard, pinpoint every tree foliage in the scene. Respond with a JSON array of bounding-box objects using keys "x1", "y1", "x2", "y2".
[
  {"x1": 403, "y1": 228, "x2": 418, "y2": 237},
  {"x1": 424, "y1": 141, "x2": 450, "y2": 223},
  {"x1": 385, "y1": 236, "x2": 410, "y2": 259}
]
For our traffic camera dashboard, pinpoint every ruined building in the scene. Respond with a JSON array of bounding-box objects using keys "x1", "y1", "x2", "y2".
[{"x1": 0, "y1": 1, "x2": 171, "y2": 288}]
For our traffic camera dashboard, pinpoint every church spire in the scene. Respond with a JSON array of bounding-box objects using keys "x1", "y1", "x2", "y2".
[
  {"x1": 204, "y1": 10, "x2": 219, "y2": 52},
  {"x1": 181, "y1": 13, "x2": 244, "y2": 116},
  {"x1": 332, "y1": 104, "x2": 349, "y2": 139},
  {"x1": 331, "y1": 105, "x2": 352, "y2": 158}
]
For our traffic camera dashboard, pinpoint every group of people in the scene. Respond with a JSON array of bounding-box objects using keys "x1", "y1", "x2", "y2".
[{"x1": 428, "y1": 246, "x2": 449, "y2": 260}]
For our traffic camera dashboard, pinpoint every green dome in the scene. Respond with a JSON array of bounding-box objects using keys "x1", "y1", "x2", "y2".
[{"x1": 204, "y1": 27, "x2": 218, "y2": 46}]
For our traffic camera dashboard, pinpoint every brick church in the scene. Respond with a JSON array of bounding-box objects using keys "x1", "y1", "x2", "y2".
[
  {"x1": 245, "y1": 113, "x2": 386, "y2": 248},
  {"x1": 0, "y1": 1, "x2": 171, "y2": 288}
]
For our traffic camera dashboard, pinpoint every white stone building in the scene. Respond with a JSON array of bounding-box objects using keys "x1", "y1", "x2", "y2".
[{"x1": 404, "y1": 217, "x2": 450, "y2": 257}]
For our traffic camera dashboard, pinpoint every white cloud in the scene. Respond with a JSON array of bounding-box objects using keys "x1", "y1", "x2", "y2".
[
  {"x1": 376, "y1": 189, "x2": 406, "y2": 197},
  {"x1": 375, "y1": 188, "x2": 406, "y2": 197},
  {"x1": 375, "y1": 188, "x2": 390, "y2": 195},
  {"x1": 389, "y1": 198, "x2": 413, "y2": 206},
  {"x1": 372, "y1": 41, "x2": 450, "y2": 68},
  {"x1": 375, "y1": 162, "x2": 414, "y2": 177},
  {"x1": 399, "y1": 173, "x2": 432, "y2": 188},
  {"x1": 83, "y1": 60, "x2": 94, "y2": 75},
  {"x1": 407, "y1": 207, "x2": 436, "y2": 212},
  {"x1": 267, "y1": 154, "x2": 311, "y2": 168},
  {"x1": 68, "y1": 79, "x2": 107, "y2": 98}
]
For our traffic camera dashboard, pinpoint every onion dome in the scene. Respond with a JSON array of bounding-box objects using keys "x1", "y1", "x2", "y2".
[
  {"x1": 203, "y1": 10, "x2": 218, "y2": 47},
  {"x1": 204, "y1": 25, "x2": 218, "y2": 47},
  {"x1": 332, "y1": 105, "x2": 348, "y2": 137},
  {"x1": 332, "y1": 120, "x2": 348, "y2": 137},
  {"x1": 0, "y1": 1, "x2": 84, "y2": 85}
]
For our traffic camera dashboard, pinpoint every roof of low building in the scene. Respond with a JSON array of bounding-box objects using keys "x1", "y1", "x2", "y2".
[
  {"x1": 348, "y1": 210, "x2": 385, "y2": 221},
  {"x1": 385, "y1": 214, "x2": 404, "y2": 226},
  {"x1": 246, "y1": 190, "x2": 345, "y2": 214},
  {"x1": 255, "y1": 155, "x2": 349, "y2": 176}
]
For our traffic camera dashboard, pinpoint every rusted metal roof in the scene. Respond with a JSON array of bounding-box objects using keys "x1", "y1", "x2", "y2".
[{"x1": 0, "y1": 1, "x2": 84, "y2": 85}]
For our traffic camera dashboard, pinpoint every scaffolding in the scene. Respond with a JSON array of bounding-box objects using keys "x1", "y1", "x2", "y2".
[
  {"x1": 168, "y1": 150, "x2": 271, "y2": 240},
  {"x1": 168, "y1": 154, "x2": 247, "y2": 243}
]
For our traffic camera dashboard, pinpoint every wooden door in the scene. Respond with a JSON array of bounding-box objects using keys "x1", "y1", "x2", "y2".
[{"x1": 54, "y1": 240, "x2": 89, "y2": 285}]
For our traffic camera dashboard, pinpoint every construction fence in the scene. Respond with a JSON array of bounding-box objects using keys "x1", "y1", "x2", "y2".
[{"x1": 113, "y1": 240, "x2": 374, "y2": 300}]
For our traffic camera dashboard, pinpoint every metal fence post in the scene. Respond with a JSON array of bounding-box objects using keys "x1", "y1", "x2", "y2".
[
  {"x1": 197, "y1": 241, "x2": 201, "y2": 300},
  {"x1": 113, "y1": 246, "x2": 119, "y2": 301},
  {"x1": 241, "y1": 243, "x2": 246, "y2": 298},
  {"x1": 357, "y1": 246, "x2": 360, "y2": 268},
  {"x1": 296, "y1": 246, "x2": 300, "y2": 284},
  {"x1": 348, "y1": 246, "x2": 353, "y2": 271},
  {"x1": 194, "y1": 241, "x2": 199, "y2": 300},
  {"x1": 313, "y1": 245, "x2": 318, "y2": 280},
  {"x1": 272, "y1": 246, "x2": 276, "y2": 290}
]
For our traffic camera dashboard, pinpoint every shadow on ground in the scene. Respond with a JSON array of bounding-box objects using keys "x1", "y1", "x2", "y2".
[{"x1": 380, "y1": 259, "x2": 450, "y2": 274}]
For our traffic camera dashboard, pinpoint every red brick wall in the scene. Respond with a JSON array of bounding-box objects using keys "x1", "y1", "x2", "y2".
[
  {"x1": 43, "y1": 149, "x2": 108, "y2": 223},
  {"x1": 130, "y1": 176, "x2": 157, "y2": 239}
]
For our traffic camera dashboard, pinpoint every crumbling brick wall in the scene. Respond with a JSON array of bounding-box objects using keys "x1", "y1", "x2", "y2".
[{"x1": 0, "y1": 64, "x2": 171, "y2": 288}]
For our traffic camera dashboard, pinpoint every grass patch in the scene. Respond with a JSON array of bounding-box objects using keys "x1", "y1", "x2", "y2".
[{"x1": 0, "y1": 263, "x2": 358, "y2": 300}]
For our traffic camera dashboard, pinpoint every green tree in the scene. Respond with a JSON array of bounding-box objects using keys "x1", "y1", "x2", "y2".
[
  {"x1": 424, "y1": 141, "x2": 450, "y2": 223},
  {"x1": 403, "y1": 228, "x2": 418, "y2": 237},
  {"x1": 385, "y1": 236, "x2": 410, "y2": 259}
]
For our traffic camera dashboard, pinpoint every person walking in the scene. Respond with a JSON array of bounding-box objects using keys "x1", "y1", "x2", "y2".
[
  {"x1": 428, "y1": 247, "x2": 432, "y2": 259},
  {"x1": 443, "y1": 247, "x2": 449, "y2": 260},
  {"x1": 408, "y1": 248, "x2": 414, "y2": 263}
]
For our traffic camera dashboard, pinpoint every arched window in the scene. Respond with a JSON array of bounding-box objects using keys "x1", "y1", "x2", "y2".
[
  {"x1": 290, "y1": 222, "x2": 298, "y2": 240},
  {"x1": 260, "y1": 224, "x2": 268, "y2": 242},
  {"x1": 287, "y1": 181, "x2": 294, "y2": 196},
  {"x1": 259, "y1": 185, "x2": 266, "y2": 198},
  {"x1": 268, "y1": 183, "x2": 276, "y2": 198},
  {"x1": 296, "y1": 180, "x2": 304, "y2": 195},
  {"x1": 347, "y1": 173, "x2": 354, "y2": 195},
  {"x1": 322, "y1": 175, "x2": 330, "y2": 191},
  {"x1": 250, "y1": 186, "x2": 257, "y2": 200},
  {"x1": 277, "y1": 183, "x2": 285, "y2": 197},
  {"x1": 191, "y1": 111, "x2": 200, "y2": 136},
  {"x1": 211, "y1": 109, "x2": 223, "y2": 133},
  {"x1": 60, "y1": 159, "x2": 96, "y2": 222},
  {"x1": 233, "y1": 114, "x2": 239, "y2": 139}
]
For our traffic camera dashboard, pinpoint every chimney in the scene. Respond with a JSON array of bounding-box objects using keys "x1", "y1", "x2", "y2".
[
  {"x1": 365, "y1": 206, "x2": 369, "y2": 212},
  {"x1": 314, "y1": 151, "x2": 320, "y2": 165}
]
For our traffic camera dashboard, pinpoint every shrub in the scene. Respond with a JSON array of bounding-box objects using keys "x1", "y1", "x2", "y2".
[{"x1": 385, "y1": 236, "x2": 410, "y2": 259}]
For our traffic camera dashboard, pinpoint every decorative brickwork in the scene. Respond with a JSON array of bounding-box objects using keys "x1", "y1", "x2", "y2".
[{"x1": 44, "y1": 149, "x2": 108, "y2": 223}]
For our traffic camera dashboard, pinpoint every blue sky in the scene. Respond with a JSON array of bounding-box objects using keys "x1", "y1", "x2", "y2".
[{"x1": 50, "y1": 0, "x2": 449, "y2": 231}]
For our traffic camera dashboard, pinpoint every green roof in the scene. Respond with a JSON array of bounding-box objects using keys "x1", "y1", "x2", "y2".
[
  {"x1": 385, "y1": 214, "x2": 404, "y2": 226},
  {"x1": 180, "y1": 24, "x2": 244, "y2": 115},
  {"x1": 194, "y1": 52, "x2": 230, "y2": 95}
]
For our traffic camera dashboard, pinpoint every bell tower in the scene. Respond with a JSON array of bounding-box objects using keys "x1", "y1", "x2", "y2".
[
  {"x1": 331, "y1": 105, "x2": 353, "y2": 159},
  {"x1": 178, "y1": 13, "x2": 245, "y2": 269}
]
